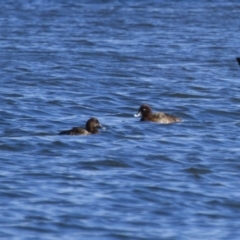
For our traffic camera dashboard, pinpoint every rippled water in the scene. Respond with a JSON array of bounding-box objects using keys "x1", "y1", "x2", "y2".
[{"x1": 1, "y1": 0, "x2": 240, "y2": 239}]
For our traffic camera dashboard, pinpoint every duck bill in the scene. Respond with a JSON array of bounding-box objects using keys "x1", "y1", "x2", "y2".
[
  {"x1": 134, "y1": 112, "x2": 142, "y2": 117},
  {"x1": 98, "y1": 124, "x2": 106, "y2": 130}
]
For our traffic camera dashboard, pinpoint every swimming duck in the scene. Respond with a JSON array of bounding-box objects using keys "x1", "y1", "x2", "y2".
[
  {"x1": 59, "y1": 117, "x2": 102, "y2": 135},
  {"x1": 134, "y1": 104, "x2": 181, "y2": 124}
]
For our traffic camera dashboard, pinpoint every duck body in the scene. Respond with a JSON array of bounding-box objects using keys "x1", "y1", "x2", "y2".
[
  {"x1": 134, "y1": 104, "x2": 181, "y2": 124},
  {"x1": 59, "y1": 127, "x2": 91, "y2": 135},
  {"x1": 59, "y1": 117, "x2": 102, "y2": 135}
]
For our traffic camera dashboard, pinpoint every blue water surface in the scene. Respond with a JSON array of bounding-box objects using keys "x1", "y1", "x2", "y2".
[{"x1": 0, "y1": 0, "x2": 240, "y2": 239}]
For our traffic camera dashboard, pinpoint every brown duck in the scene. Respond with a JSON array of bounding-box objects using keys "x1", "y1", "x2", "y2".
[
  {"x1": 59, "y1": 117, "x2": 102, "y2": 135},
  {"x1": 134, "y1": 104, "x2": 181, "y2": 124}
]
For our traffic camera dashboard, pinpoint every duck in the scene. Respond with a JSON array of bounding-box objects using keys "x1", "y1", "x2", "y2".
[
  {"x1": 134, "y1": 104, "x2": 181, "y2": 124},
  {"x1": 59, "y1": 117, "x2": 102, "y2": 135}
]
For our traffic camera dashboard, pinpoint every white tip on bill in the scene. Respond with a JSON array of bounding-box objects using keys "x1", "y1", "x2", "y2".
[{"x1": 134, "y1": 112, "x2": 141, "y2": 117}]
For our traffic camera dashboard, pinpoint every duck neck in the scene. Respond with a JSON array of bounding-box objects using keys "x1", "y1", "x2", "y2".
[{"x1": 90, "y1": 128, "x2": 99, "y2": 134}]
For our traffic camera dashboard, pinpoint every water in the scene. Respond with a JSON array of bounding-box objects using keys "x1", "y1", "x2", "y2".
[{"x1": 0, "y1": 0, "x2": 240, "y2": 239}]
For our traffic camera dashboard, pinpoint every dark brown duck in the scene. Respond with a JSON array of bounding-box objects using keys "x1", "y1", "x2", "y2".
[
  {"x1": 134, "y1": 104, "x2": 181, "y2": 124},
  {"x1": 59, "y1": 117, "x2": 102, "y2": 135}
]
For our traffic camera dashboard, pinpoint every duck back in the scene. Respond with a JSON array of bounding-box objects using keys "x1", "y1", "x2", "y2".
[
  {"x1": 59, "y1": 127, "x2": 89, "y2": 135},
  {"x1": 142, "y1": 112, "x2": 181, "y2": 124}
]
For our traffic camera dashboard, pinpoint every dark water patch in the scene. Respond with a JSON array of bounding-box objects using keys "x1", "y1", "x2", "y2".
[{"x1": 183, "y1": 167, "x2": 212, "y2": 175}]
